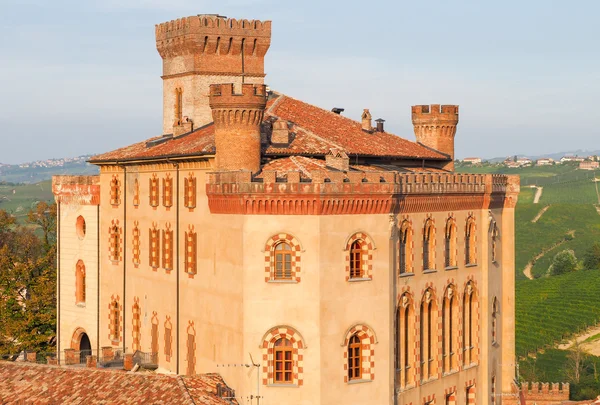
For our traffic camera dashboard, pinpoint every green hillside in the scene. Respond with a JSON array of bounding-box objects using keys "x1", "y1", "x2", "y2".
[{"x1": 0, "y1": 181, "x2": 53, "y2": 221}]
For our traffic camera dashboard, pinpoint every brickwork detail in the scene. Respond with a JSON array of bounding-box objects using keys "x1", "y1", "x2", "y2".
[
  {"x1": 184, "y1": 173, "x2": 197, "y2": 210},
  {"x1": 520, "y1": 382, "x2": 570, "y2": 405},
  {"x1": 187, "y1": 321, "x2": 196, "y2": 376},
  {"x1": 149, "y1": 174, "x2": 159, "y2": 208},
  {"x1": 132, "y1": 221, "x2": 141, "y2": 267},
  {"x1": 70, "y1": 327, "x2": 88, "y2": 350},
  {"x1": 132, "y1": 297, "x2": 141, "y2": 351},
  {"x1": 444, "y1": 386, "x2": 457, "y2": 405},
  {"x1": 162, "y1": 174, "x2": 173, "y2": 209},
  {"x1": 164, "y1": 316, "x2": 173, "y2": 362},
  {"x1": 264, "y1": 233, "x2": 302, "y2": 282},
  {"x1": 344, "y1": 232, "x2": 375, "y2": 281},
  {"x1": 149, "y1": 222, "x2": 160, "y2": 270},
  {"x1": 343, "y1": 324, "x2": 376, "y2": 383},
  {"x1": 108, "y1": 220, "x2": 122, "y2": 263},
  {"x1": 133, "y1": 178, "x2": 140, "y2": 207},
  {"x1": 185, "y1": 225, "x2": 197, "y2": 277},
  {"x1": 465, "y1": 381, "x2": 476, "y2": 404},
  {"x1": 261, "y1": 326, "x2": 305, "y2": 386},
  {"x1": 162, "y1": 223, "x2": 173, "y2": 272},
  {"x1": 110, "y1": 175, "x2": 121, "y2": 207},
  {"x1": 108, "y1": 295, "x2": 122, "y2": 344},
  {"x1": 412, "y1": 104, "x2": 459, "y2": 171}
]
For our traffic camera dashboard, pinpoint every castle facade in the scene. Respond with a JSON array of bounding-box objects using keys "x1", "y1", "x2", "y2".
[{"x1": 53, "y1": 14, "x2": 520, "y2": 405}]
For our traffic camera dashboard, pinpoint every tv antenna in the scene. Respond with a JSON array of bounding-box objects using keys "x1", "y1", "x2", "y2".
[{"x1": 217, "y1": 352, "x2": 262, "y2": 404}]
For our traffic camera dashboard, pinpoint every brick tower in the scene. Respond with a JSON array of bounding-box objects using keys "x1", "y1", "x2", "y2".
[
  {"x1": 411, "y1": 104, "x2": 459, "y2": 171},
  {"x1": 209, "y1": 83, "x2": 267, "y2": 173},
  {"x1": 155, "y1": 15, "x2": 271, "y2": 135}
]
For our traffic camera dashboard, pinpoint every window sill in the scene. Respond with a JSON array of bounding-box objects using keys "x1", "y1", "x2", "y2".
[
  {"x1": 423, "y1": 269, "x2": 437, "y2": 274},
  {"x1": 442, "y1": 370, "x2": 459, "y2": 377},
  {"x1": 419, "y1": 377, "x2": 438, "y2": 385},
  {"x1": 347, "y1": 379, "x2": 372, "y2": 385},
  {"x1": 396, "y1": 384, "x2": 416, "y2": 392},
  {"x1": 399, "y1": 272, "x2": 414, "y2": 278},
  {"x1": 76, "y1": 302, "x2": 86, "y2": 308},
  {"x1": 110, "y1": 260, "x2": 120, "y2": 266},
  {"x1": 445, "y1": 266, "x2": 458, "y2": 271},
  {"x1": 465, "y1": 263, "x2": 478, "y2": 268},
  {"x1": 267, "y1": 383, "x2": 299, "y2": 388},
  {"x1": 267, "y1": 280, "x2": 298, "y2": 284},
  {"x1": 348, "y1": 277, "x2": 372, "y2": 283},
  {"x1": 463, "y1": 363, "x2": 478, "y2": 370}
]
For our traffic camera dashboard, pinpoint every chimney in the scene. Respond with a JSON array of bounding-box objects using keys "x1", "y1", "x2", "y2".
[
  {"x1": 209, "y1": 83, "x2": 267, "y2": 173},
  {"x1": 271, "y1": 119, "x2": 290, "y2": 146},
  {"x1": 361, "y1": 109, "x2": 372, "y2": 131},
  {"x1": 325, "y1": 148, "x2": 349, "y2": 171},
  {"x1": 375, "y1": 118, "x2": 385, "y2": 132},
  {"x1": 331, "y1": 107, "x2": 344, "y2": 115},
  {"x1": 412, "y1": 104, "x2": 459, "y2": 171},
  {"x1": 173, "y1": 116, "x2": 193, "y2": 137}
]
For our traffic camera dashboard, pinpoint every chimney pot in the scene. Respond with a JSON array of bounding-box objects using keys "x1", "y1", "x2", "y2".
[
  {"x1": 361, "y1": 109, "x2": 372, "y2": 131},
  {"x1": 375, "y1": 118, "x2": 385, "y2": 132},
  {"x1": 331, "y1": 107, "x2": 344, "y2": 115}
]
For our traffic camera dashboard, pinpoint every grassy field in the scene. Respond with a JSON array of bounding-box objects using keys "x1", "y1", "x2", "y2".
[{"x1": 0, "y1": 181, "x2": 53, "y2": 221}]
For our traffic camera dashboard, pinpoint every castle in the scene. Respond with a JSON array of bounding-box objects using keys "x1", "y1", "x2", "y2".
[{"x1": 52, "y1": 14, "x2": 521, "y2": 404}]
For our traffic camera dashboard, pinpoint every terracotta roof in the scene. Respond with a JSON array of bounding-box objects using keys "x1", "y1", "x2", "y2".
[
  {"x1": 258, "y1": 156, "x2": 448, "y2": 180},
  {"x1": 91, "y1": 124, "x2": 215, "y2": 163},
  {"x1": 0, "y1": 361, "x2": 237, "y2": 405},
  {"x1": 90, "y1": 92, "x2": 448, "y2": 164},
  {"x1": 265, "y1": 94, "x2": 447, "y2": 159}
]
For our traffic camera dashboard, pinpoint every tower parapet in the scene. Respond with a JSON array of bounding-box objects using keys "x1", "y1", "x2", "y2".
[
  {"x1": 209, "y1": 83, "x2": 267, "y2": 173},
  {"x1": 412, "y1": 104, "x2": 459, "y2": 171},
  {"x1": 155, "y1": 14, "x2": 272, "y2": 135}
]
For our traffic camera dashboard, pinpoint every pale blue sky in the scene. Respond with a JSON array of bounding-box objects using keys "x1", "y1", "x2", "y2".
[{"x1": 1, "y1": 0, "x2": 598, "y2": 164}]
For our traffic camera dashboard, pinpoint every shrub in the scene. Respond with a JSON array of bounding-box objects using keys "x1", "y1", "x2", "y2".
[
  {"x1": 550, "y1": 249, "x2": 577, "y2": 275},
  {"x1": 583, "y1": 243, "x2": 600, "y2": 270}
]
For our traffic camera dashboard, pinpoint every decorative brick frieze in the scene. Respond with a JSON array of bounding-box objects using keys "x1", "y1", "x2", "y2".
[
  {"x1": 52, "y1": 175, "x2": 100, "y2": 206},
  {"x1": 206, "y1": 172, "x2": 520, "y2": 215}
]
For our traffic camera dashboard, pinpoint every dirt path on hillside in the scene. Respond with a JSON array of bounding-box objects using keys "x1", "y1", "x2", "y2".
[
  {"x1": 522, "y1": 230, "x2": 575, "y2": 280},
  {"x1": 533, "y1": 186, "x2": 544, "y2": 204},
  {"x1": 557, "y1": 324, "x2": 600, "y2": 355},
  {"x1": 532, "y1": 205, "x2": 550, "y2": 223}
]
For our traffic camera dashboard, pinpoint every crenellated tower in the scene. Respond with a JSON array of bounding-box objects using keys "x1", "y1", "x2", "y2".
[
  {"x1": 155, "y1": 14, "x2": 271, "y2": 135},
  {"x1": 411, "y1": 104, "x2": 459, "y2": 171},
  {"x1": 209, "y1": 83, "x2": 267, "y2": 173}
]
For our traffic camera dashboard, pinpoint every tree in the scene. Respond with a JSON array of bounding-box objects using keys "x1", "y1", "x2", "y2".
[
  {"x1": 583, "y1": 243, "x2": 600, "y2": 270},
  {"x1": 27, "y1": 201, "x2": 56, "y2": 250},
  {"x1": 0, "y1": 204, "x2": 56, "y2": 357},
  {"x1": 550, "y1": 249, "x2": 577, "y2": 275},
  {"x1": 566, "y1": 340, "x2": 586, "y2": 384}
]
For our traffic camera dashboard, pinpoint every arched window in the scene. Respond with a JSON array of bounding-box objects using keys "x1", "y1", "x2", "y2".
[
  {"x1": 175, "y1": 88, "x2": 183, "y2": 124},
  {"x1": 110, "y1": 300, "x2": 120, "y2": 343},
  {"x1": 349, "y1": 240, "x2": 363, "y2": 279},
  {"x1": 265, "y1": 234, "x2": 302, "y2": 282},
  {"x1": 75, "y1": 260, "x2": 85, "y2": 304},
  {"x1": 466, "y1": 216, "x2": 476, "y2": 265},
  {"x1": 491, "y1": 222, "x2": 499, "y2": 263},
  {"x1": 423, "y1": 219, "x2": 435, "y2": 271},
  {"x1": 274, "y1": 242, "x2": 293, "y2": 280},
  {"x1": 274, "y1": 338, "x2": 293, "y2": 383},
  {"x1": 149, "y1": 174, "x2": 159, "y2": 208},
  {"x1": 399, "y1": 220, "x2": 412, "y2": 275},
  {"x1": 463, "y1": 282, "x2": 477, "y2": 365},
  {"x1": 109, "y1": 224, "x2": 120, "y2": 262},
  {"x1": 262, "y1": 326, "x2": 305, "y2": 386},
  {"x1": 445, "y1": 218, "x2": 457, "y2": 268},
  {"x1": 492, "y1": 297, "x2": 499, "y2": 345},
  {"x1": 348, "y1": 335, "x2": 362, "y2": 381},
  {"x1": 396, "y1": 293, "x2": 414, "y2": 389},
  {"x1": 184, "y1": 173, "x2": 197, "y2": 209},
  {"x1": 110, "y1": 175, "x2": 121, "y2": 206},
  {"x1": 133, "y1": 178, "x2": 140, "y2": 207},
  {"x1": 442, "y1": 285, "x2": 458, "y2": 373},
  {"x1": 420, "y1": 289, "x2": 437, "y2": 381}
]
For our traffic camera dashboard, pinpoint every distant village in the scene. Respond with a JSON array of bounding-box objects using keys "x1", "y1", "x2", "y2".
[{"x1": 461, "y1": 154, "x2": 600, "y2": 170}]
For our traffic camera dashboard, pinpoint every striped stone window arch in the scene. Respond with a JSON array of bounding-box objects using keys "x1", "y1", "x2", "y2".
[
  {"x1": 462, "y1": 280, "x2": 479, "y2": 366},
  {"x1": 108, "y1": 220, "x2": 122, "y2": 263},
  {"x1": 423, "y1": 217, "x2": 436, "y2": 271},
  {"x1": 398, "y1": 219, "x2": 414, "y2": 275},
  {"x1": 264, "y1": 234, "x2": 302, "y2": 282},
  {"x1": 132, "y1": 297, "x2": 141, "y2": 351},
  {"x1": 108, "y1": 295, "x2": 122, "y2": 344},
  {"x1": 419, "y1": 287, "x2": 438, "y2": 381},
  {"x1": 261, "y1": 326, "x2": 305, "y2": 386},
  {"x1": 395, "y1": 290, "x2": 415, "y2": 389},
  {"x1": 187, "y1": 321, "x2": 196, "y2": 376},
  {"x1": 465, "y1": 381, "x2": 476, "y2": 404},
  {"x1": 442, "y1": 284, "x2": 459, "y2": 373},
  {"x1": 465, "y1": 215, "x2": 477, "y2": 265},
  {"x1": 445, "y1": 216, "x2": 457, "y2": 268},
  {"x1": 445, "y1": 387, "x2": 457, "y2": 405},
  {"x1": 344, "y1": 232, "x2": 375, "y2": 281},
  {"x1": 342, "y1": 324, "x2": 377, "y2": 383}
]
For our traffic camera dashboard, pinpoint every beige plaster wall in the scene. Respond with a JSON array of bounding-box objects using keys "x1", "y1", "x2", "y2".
[{"x1": 58, "y1": 201, "x2": 99, "y2": 357}]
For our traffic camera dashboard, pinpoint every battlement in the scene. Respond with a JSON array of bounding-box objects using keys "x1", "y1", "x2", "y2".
[
  {"x1": 205, "y1": 171, "x2": 519, "y2": 214},
  {"x1": 155, "y1": 14, "x2": 271, "y2": 59},
  {"x1": 209, "y1": 83, "x2": 267, "y2": 107},
  {"x1": 521, "y1": 382, "x2": 570, "y2": 403},
  {"x1": 412, "y1": 104, "x2": 459, "y2": 122},
  {"x1": 52, "y1": 175, "x2": 100, "y2": 206}
]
